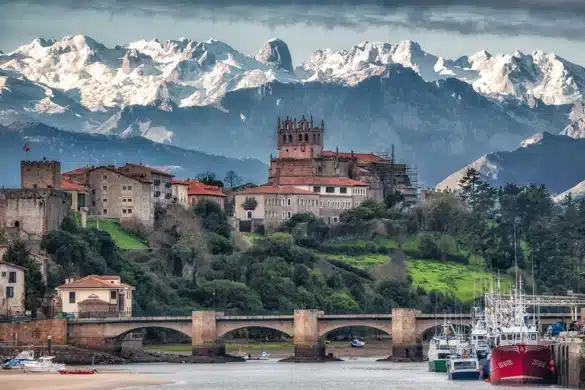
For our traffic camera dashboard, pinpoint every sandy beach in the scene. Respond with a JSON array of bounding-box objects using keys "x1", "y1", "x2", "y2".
[{"x1": 0, "y1": 370, "x2": 172, "y2": 390}]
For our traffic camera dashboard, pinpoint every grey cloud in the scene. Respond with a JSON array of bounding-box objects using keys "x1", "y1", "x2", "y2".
[{"x1": 2, "y1": 0, "x2": 585, "y2": 41}]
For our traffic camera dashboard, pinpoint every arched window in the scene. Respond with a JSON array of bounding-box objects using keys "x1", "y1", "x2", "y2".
[
  {"x1": 304, "y1": 133, "x2": 308, "y2": 142},
  {"x1": 14, "y1": 221, "x2": 20, "y2": 228},
  {"x1": 246, "y1": 210, "x2": 252, "y2": 219},
  {"x1": 288, "y1": 134, "x2": 292, "y2": 143},
  {"x1": 282, "y1": 134, "x2": 286, "y2": 143},
  {"x1": 298, "y1": 134, "x2": 302, "y2": 142},
  {"x1": 313, "y1": 133, "x2": 316, "y2": 143}
]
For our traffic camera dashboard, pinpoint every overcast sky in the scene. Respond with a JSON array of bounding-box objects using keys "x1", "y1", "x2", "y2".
[{"x1": 1, "y1": 1, "x2": 584, "y2": 66}]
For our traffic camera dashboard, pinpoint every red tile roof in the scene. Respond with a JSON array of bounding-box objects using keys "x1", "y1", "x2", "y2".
[
  {"x1": 172, "y1": 179, "x2": 190, "y2": 186},
  {"x1": 89, "y1": 166, "x2": 152, "y2": 184},
  {"x1": 239, "y1": 185, "x2": 315, "y2": 195},
  {"x1": 60, "y1": 176, "x2": 88, "y2": 192},
  {"x1": 56, "y1": 275, "x2": 134, "y2": 290},
  {"x1": 120, "y1": 163, "x2": 174, "y2": 177},
  {"x1": 186, "y1": 181, "x2": 226, "y2": 197},
  {"x1": 62, "y1": 167, "x2": 91, "y2": 177},
  {"x1": 321, "y1": 151, "x2": 386, "y2": 163},
  {"x1": 277, "y1": 176, "x2": 368, "y2": 187}
]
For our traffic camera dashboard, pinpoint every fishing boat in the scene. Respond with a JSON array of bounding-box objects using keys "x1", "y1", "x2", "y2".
[
  {"x1": 350, "y1": 339, "x2": 365, "y2": 348},
  {"x1": 2, "y1": 350, "x2": 36, "y2": 369},
  {"x1": 487, "y1": 283, "x2": 555, "y2": 385},
  {"x1": 447, "y1": 349, "x2": 481, "y2": 381},
  {"x1": 427, "y1": 321, "x2": 465, "y2": 372},
  {"x1": 23, "y1": 356, "x2": 65, "y2": 372},
  {"x1": 469, "y1": 307, "x2": 491, "y2": 360}
]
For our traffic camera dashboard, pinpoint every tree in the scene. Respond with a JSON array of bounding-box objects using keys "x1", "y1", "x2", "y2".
[
  {"x1": 224, "y1": 170, "x2": 243, "y2": 188},
  {"x1": 2, "y1": 241, "x2": 46, "y2": 314},
  {"x1": 458, "y1": 168, "x2": 496, "y2": 215},
  {"x1": 196, "y1": 172, "x2": 224, "y2": 188},
  {"x1": 241, "y1": 196, "x2": 258, "y2": 211},
  {"x1": 192, "y1": 199, "x2": 232, "y2": 238},
  {"x1": 384, "y1": 190, "x2": 404, "y2": 209}
]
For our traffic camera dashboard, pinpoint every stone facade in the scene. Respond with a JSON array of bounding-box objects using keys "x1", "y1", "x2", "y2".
[
  {"x1": 21, "y1": 160, "x2": 61, "y2": 189},
  {"x1": 171, "y1": 180, "x2": 189, "y2": 208},
  {"x1": 0, "y1": 261, "x2": 26, "y2": 316},
  {"x1": 0, "y1": 189, "x2": 71, "y2": 238},
  {"x1": 87, "y1": 167, "x2": 153, "y2": 226},
  {"x1": 117, "y1": 163, "x2": 174, "y2": 207},
  {"x1": 0, "y1": 319, "x2": 67, "y2": 345}
]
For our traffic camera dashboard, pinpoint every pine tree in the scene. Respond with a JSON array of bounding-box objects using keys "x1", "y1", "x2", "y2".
[{"x1": 2, "y1": 241, "x2": 46, "y2": 314}]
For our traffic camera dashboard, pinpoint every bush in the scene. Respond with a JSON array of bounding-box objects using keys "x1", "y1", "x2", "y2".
[
  {"x1": 418, "y1": 233, "x2": 441, "y2": 260},
  {"x1": 326, "y1": 259, "x2": 373, "y2": 281},
  {"x1": 120, "y1": 218, "x2": 152, "y2": 242}
]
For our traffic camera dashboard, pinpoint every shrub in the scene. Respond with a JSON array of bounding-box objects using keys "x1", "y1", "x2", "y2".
[{"x1": 418, "y1": 233, "x2": 441, "y2": 260}]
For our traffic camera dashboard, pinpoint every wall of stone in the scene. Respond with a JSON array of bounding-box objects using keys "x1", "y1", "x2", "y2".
[
  {"x1": 20, "y1": 161, "x2": 61, "y2": 189},
  {"x1": 293, "y1": 309, "x2": 322, "y2": 345},
  {"x1": 192, "y1": 311, "x2": 218, "y2": 346},
  {"x1": 67, "y1": 322, "x2": 108, "y2": 350},
  {"x1": 0, "y1": 319, "x2": 67, "y2": 345}
]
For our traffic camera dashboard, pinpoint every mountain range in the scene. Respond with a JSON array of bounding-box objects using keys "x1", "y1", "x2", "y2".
[
  {"x1": 1, "y1": 35, "x2": 585, "y2": 186},
  {"x1": 0, "y1": 122, "x2": 267, "y2": 187}
]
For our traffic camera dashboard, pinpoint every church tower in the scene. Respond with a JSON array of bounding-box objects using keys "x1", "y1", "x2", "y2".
[{"x1": 276, "y1": 115, "x2": 324, "y2": 159}]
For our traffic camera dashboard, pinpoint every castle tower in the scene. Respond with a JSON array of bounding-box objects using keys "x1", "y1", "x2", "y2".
[
  {"x1": 276, "y1": 115, "x2": 324, "y2": 159},
  {"x1": 20, "y1": 160, "x2": 61, "y2": 189}
]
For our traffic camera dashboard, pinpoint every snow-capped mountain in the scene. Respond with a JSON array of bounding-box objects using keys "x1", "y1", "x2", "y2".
[
  {"x1": 436, "y1": 132, "x2": 585, "y2": 195},
  {"x1": 0, "y1": 122, "x2": 267, "y2": 187},
  {"x1": 559, "y1": 102, "x2": 585, "y2": 139},
  {"x1": 1, "y1": 35, "x2": 583, "y2": 184},
  {"x1": 1, "y1": 35, "x2": 584, "y2": 112}
]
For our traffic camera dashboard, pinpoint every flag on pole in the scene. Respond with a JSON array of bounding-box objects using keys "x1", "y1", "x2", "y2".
[{"x1": 23, "y1": 143, "x2": 30, "y2": 153}]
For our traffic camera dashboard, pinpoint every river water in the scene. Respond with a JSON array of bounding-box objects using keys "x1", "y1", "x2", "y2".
[{"x1": 116, "y1": 359, "x2": 561, "y2": 390}]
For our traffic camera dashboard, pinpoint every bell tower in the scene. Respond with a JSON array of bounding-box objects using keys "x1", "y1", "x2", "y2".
[{"x1": 276, "y1": 115, "x2": 324, "y2": 159}]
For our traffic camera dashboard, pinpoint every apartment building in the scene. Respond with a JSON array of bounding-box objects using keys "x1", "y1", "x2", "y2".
[{"x1": 117, "y1": 163, "x2": 173, "y2": 207}]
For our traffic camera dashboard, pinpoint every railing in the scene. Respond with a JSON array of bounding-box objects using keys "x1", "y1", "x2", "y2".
[{"x1": 56, "y1": 310, "x2": 133, "y2": 320}]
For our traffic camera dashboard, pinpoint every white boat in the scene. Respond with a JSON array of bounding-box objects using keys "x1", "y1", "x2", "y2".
[
  {"x1": 469, "y1": 307, "x2": 491, "y2": 360},
  {"x1": 350, "y1": 339, "x2": 365, "y2": 348},
  {"x1": 447, "y1": 353, "x2": 481, "y2": 380},
  {"x1": 427, "y1": 320, "x2": 466, "y2": 372},
  {"x1": 23, "y1": 356, "x2": 65, "y2": 372},
  {"x1": 2, "y1": 350, "x2": 37, "y2": 369}
]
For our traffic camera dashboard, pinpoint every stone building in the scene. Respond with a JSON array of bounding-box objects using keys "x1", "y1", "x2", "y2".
[
  {"x1": 268, "y1": 116, "x2": 417, "y2": 204},
  {"x1": 20, "y1": 160, "x2": 61, "y2": 189},
  {"x1": 86, "y1": 166, "x2": 154, "y2": 226},
  {"x1": 233, "y1": 116, "x2": 416, "y2": 230},
  {"x1": 185, "y1": 180, "x2": 226, "y2": 209},
  {"x1": 171, "y1": 179, "x2": 189, "y2": 208},
  {"x1": 117, "y1": 163, "x2": 174, "y2": 207},
  {"x1": 0, "y1": 260, "x2": 26, "y2": 317},
  {"x1": 54, "y1": 275, "x2": 134, "y2": 318},
  {"x1": 0, "y1": 189, "x2": 70, "y2": 239}
]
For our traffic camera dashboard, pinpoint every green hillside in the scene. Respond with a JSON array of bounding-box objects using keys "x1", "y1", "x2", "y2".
[{"x1": 87, "y1": 218, "x2": 148, "y2": 250}]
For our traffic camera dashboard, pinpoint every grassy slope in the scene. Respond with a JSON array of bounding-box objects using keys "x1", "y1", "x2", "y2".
[
  {"x1": 87, "y1": 218, "x2": 148, "y2": 250},
  {"x1": 324, "y1": 234, "x2": 510, "y2": 303}
]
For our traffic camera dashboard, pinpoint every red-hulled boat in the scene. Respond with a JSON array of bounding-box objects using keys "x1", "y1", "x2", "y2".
[
  {"x1": 490, "y1": 344, "x2": 554, "y2": 384},
  {"x1": 486, "y1": 281, "x2": 556, "y2": 385}
]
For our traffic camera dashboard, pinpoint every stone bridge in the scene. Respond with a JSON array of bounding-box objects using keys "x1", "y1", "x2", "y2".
[{"x1": 65, "y1": 309, "x2": 569, "y2": 359}]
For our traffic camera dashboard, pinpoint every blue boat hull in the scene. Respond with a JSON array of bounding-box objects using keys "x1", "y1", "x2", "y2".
[
  {"x1": 480, "y1": 357, "x2": 490, "y2": 379},
  {"x1": 448, "y1": 371, "x2": 481, "y2": 380}
]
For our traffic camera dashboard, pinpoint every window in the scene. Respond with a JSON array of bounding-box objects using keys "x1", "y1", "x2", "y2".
[
  {"x1": 313, "y1": 186, "x2": 320, "y2": 193},
  {"x1": 122, "y1": 198, "x2": 127, "y2": 202},
  {"x1": 340, "y1": 187, "x2": 347, "y2": 194},
  {"x1": 165, "y1": 182, "x2": 171, "y2": 188},
  {"x1": 325, "y1": 186, "x2": 335, "y2": 193},
  {"x1": 102, "y1": 185, "x2": 108, "y2": 191},
  {"x1": 1, "y1": 272, "x2": 5, "y2": 277},
  {"x1": 122, "y1": 186, "x2": 127, "y2": 190},
  {"x1": 287, "y1": 211, "x2": 291, "y2": 218},
  {"x1": 69, "y1": 291, "x2": 76, "y2": 304},
  {"x1": 333, "y1": 217, "x2": 338, "y2": 223},
  {"x1": 320, "y1": 201, "x2": 323, "y2": 208},
  {"x1": 155, "y1": 191, "x2": 161, "y2": 197},
  {"x1": 127, "y1": 185, "x2": 132, "y2": 190},
  {"x1": 127, "y1": 198, "x2": 132, "y2": 202},
  {"x1": 247, "y1": 211, "x2": 253, "y2": 219},
  {"x1": 103, "y1": 175, "x2": 107, "y2": 180},
  {"x1": 6, "y1": 286, "x2": 14, "y2": 298},
  {"x1": 154, "y1": 180, "x2": 161, "y2": 186},
  {"x1": 8, "y1": 272, "x2": 16, "y2": 283},
  {"x1": 92, "y1": 201, "x2": 96, "y2": 206},
  {"x1": 102, "y1": 209, "x2": 108, "y2": 214},
  {"x1": 128, "y1": 208, "x2": 132, "y2": 214},
  {"x1": 110, "y1": 290, "x2": 117, "y2": 300},
  {"x1": 102, "y1": 198, "x2": 107, "y2": 203},
  {"x1": 122, "y1": 209, "x2": 127, "y2": 214},
  {"x1": 287, "y1": 198, "x2": 291, "y2": 206}
]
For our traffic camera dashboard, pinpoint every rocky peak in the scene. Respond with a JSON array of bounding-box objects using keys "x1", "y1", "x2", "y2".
[{"x1": 256, "y1": 38, "x2": 293, "y2": 73}]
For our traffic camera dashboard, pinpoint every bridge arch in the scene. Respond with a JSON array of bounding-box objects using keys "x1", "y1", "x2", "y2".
[
  {"x1": 417, "y1": 322, "x2": 472, "y2": 341},
  {"x1": 216, "y1": 322, "x2": 294, "y2": 338},
  {"x1": 318, "y1": 321, "x2": 392, "y2": 338},
  {"x1": 103, "y1": 323, "x2": 192, "y2": 340}
]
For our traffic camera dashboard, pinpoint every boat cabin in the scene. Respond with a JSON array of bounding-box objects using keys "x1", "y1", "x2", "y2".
[{"x1": 496, "y1": 331, "x2": 539, "y2": 346}]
